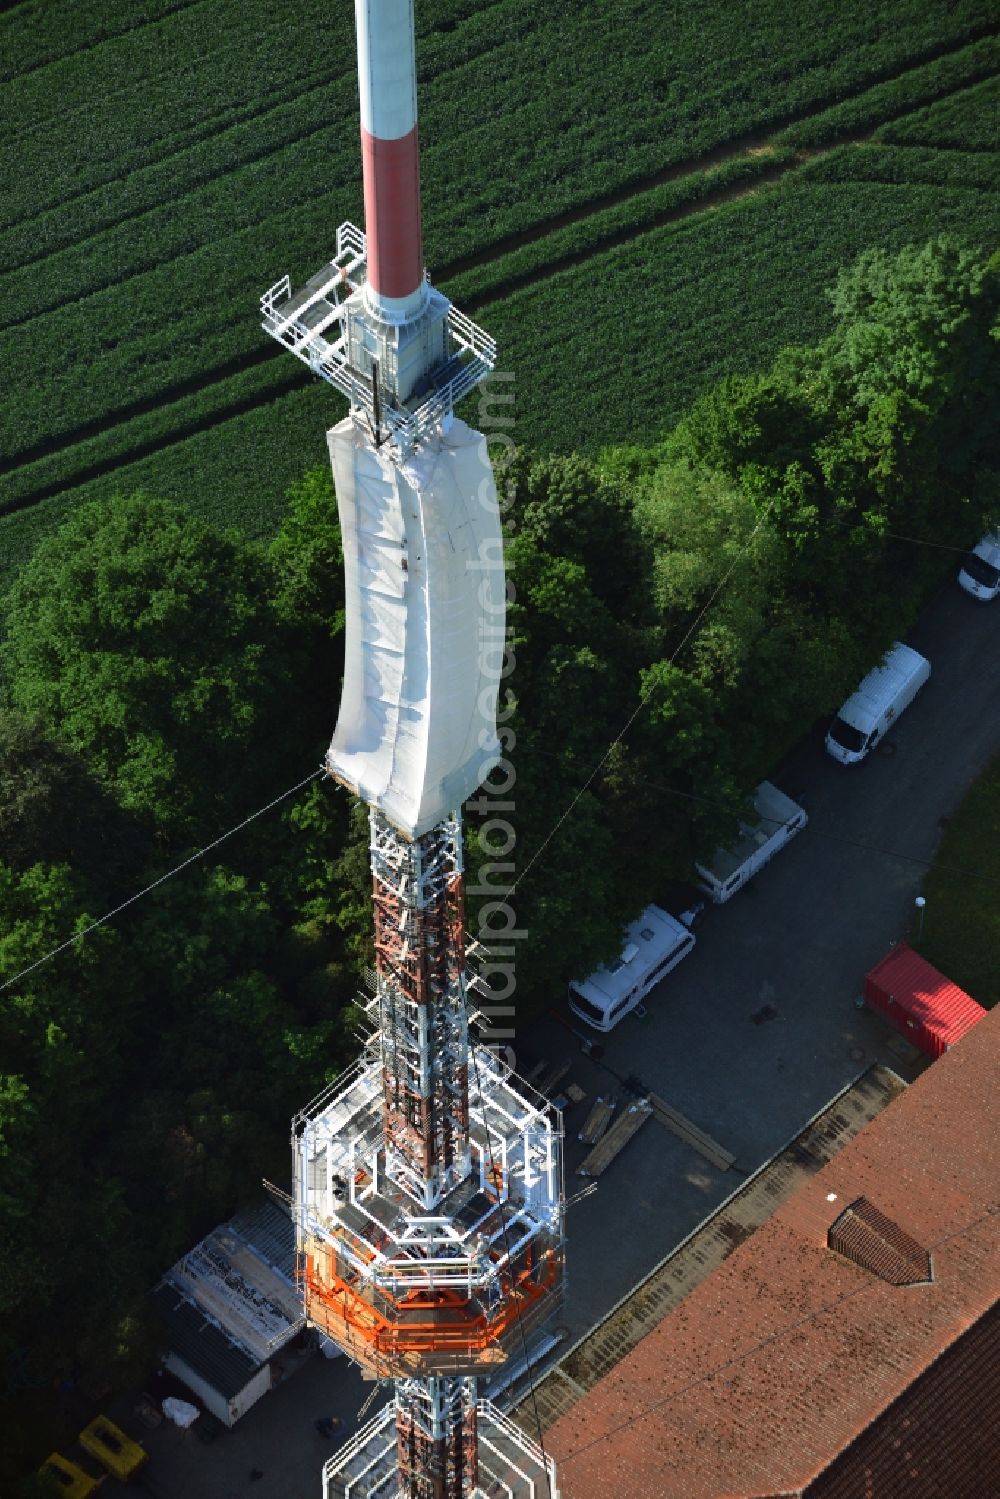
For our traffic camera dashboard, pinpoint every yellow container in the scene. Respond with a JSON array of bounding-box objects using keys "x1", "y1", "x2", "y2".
[
  {"x1": 78, "y1": 1416, "x2": 148, "y2": 1481},
  {"x1": 38, "y1": 1452, "x2": 103, "y2": 1497}
]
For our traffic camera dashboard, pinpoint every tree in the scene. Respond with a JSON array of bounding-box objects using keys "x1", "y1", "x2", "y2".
[
  {"x1": 0, "y1": 859, "x2": 139, "y2": 1387},
  {"x1": 0, "y1": 483, "x2": 367, "y2": 1476},
  {"x1": 659, "y1": 370, "x2": 824, "y2": 482},
  {"x1": 268, "y1": 465, "x2": 345, "y2": 641},
  {"x1": 825, "y1": 234, "x2": 989, "y2": 414},
  {"x1": 0, "y1": 494, "x2": 287, "y2": 847},
  {"x1": 0, "y1": 710, "x2": 151, "y2": 899}
]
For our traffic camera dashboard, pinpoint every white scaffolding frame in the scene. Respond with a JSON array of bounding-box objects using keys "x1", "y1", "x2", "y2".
[
  {"x1": 293, "y1": 1049, "x2": 563, "y2": 1299},
  {"x1": 322, "y1": 1399, "x2": 560, "y2": 1499},
  {"x1": 261, "y1": 223, "x2": 495, "y2": 454}
]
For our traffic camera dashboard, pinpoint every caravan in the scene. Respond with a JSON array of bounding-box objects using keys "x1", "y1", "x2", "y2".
[
  {"x1": 825, "y1": 642, "x2": 930, "y2": 765},
  {"x1": 568, "y1": 904, "x2": 695, "y2": 1033},
  {"x1": 694, "y1": 781, "x2": 807, "y2": 905}
]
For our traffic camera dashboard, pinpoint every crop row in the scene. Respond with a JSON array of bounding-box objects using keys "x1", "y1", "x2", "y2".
[
  {"x1": 4, "y1": 147, "x2": 996, "y2": 594},
  {"x1": 796, "y1": 142, "x2": 999, "y2": 194},
  {"x1": 773, "y1": 32, "x2": 999, "y2": 149},
  {"x1": 6, "y1": 25, "x2": 997, "y2": 470},
  {"x1": 0, "y1": 0, "x2": 547, "y2": 279},
  {"x1": 446, "y1": 148, "x2": 801, "y2": 309},
  {"x1": 0, "y1": 197, "x2": 332, "y2": 461},
  {"x1": 0, "y1": 0, "x2": 197, "y2": 83},
  {"x1": 3, "y1": 4, "x2": 354, "y2": 233},
  {"x1": 3, "y1": 1, "x2": 997, "y2": 514},
  {"x1": 482, "y1": 165, "x2": 1000, "y2": 460},
  {"x1": 6, "y1": 2, "x2": 994, "y2": 277},
  {"x1": 1, "y1": 0, "x2": 534, "y2": 238},
  {"x1": 422, "y1": 0, "x2": 1000, "y2": 267},
  {"x1": 0, "y1": 116, "x2": 365, "y2": 331},
  {"x1": 881, "y1": 73, "x2": 1000, "y2": 150},
  {"x1": 2, "y1": 152, "x2": 792, "y2": 479},
  {"x1": 0, "y1": 151, "x2": 789, "y2": 493},
  {"x1": 1, "y1": 140, "x2": 796, "y2": 413},
  {"x1": 0, "y1": 68, "x2": 356, "y2": 280},
  {"x1": 0, "y1": 356, "x2": 303, "y2": 515}
]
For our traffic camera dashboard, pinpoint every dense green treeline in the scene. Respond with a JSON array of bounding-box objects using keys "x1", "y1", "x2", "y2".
[{"x1": 1, "y1": 237, "x2": 997, "y2": 1484}]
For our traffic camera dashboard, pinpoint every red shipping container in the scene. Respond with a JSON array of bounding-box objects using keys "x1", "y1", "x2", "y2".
[{"x1": 863, "y1": 942, "x2": 986, "y2": 1058}]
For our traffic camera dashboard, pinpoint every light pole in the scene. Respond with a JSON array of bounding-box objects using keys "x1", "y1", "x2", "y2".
[{"x1": 915, "y1": 895, "x2": 926, "y2": 942}]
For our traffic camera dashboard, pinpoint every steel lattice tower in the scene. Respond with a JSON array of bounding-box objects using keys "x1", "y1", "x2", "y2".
[{"x1": 262, "y1": 4, "x2": 564, "y2": 1495}]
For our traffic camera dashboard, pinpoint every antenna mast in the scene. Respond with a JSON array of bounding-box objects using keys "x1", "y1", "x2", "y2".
[{"x1": 262, "y1": 4, "x2": 564, "y2": 1495}]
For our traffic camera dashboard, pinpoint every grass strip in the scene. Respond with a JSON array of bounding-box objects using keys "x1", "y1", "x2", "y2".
[{"x1": 917, "y1": 750, "x2": 1000, "y2": 1009}]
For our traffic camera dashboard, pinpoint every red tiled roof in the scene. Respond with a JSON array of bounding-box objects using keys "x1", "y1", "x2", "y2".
[
  {"x1": 546, "y1": 1005, "x2": 1000, "y2": 1499},
  {"x1": 808, "y1": 1300, "x2": 999, "y2": 1499}
]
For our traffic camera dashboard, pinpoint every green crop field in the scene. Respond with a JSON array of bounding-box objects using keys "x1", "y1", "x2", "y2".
[
  {"x1": 1, "y1": 0, "x2": 997, "y2": 590},
  {"x1": 881, "y1": 71, "x2": 1000, "y2": 148}
]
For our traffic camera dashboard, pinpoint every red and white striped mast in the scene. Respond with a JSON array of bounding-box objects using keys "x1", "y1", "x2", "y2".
[
  {"x1": 357, "y1": 0, "x2": 425, "y2": 322},
  {"x1": 262, "y1": 4, "x2": 564, "y2": 1497}
]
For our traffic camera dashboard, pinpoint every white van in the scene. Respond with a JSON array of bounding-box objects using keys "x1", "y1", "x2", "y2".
[
  {"x1": 825, "y1": 642, "x2": 930, "y2": 765},
  {"x1": 958, "y1": 531, "x2": 1000, "y2": 601},
  {"x1": 694, "y1": 780, "x2": 807, "y2": 905},
  {"x1": 568, "y1": 904, "x2": 695, "y2": 1033}
]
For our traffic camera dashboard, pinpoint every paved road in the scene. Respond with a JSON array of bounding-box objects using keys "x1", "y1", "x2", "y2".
[
  {"x1": 130, "y1": 574, "x2": 999, "y2": 1498},
  {"x1": 534, "y1": 575, "x2": 1000, "y2": 1344}
]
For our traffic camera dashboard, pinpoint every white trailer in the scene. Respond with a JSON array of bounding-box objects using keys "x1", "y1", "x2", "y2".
[
  {"x1": 568, "y1": 904, "x2": 695, "y2": 1033},
  {"x1": 695, "y1": 780, "x2": 807, "y2": 904}
]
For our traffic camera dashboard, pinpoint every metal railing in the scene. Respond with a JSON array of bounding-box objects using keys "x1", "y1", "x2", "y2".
[{"x1": 261, "y1": 223, "x2": 495, "y2": 453}]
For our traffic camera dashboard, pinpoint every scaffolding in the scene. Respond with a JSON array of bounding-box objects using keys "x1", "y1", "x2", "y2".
[
  {"x1": 323, "y1": 1398, "x2": 558, "y2": 1499},
  {"x1": 292, "y1": 1004, "x2": 564, "y2": 1381},
  {"x1": 260, "y1": 222, "x2": 495, "y2": 456},
  {"x1": 290, "y1": 815, "x2": 563, "y2": 1492}
]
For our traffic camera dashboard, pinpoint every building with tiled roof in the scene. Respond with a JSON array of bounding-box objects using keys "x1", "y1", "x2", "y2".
[{"x1": 545, "y1": 1005, "x2": 1000, "y2": 1498}]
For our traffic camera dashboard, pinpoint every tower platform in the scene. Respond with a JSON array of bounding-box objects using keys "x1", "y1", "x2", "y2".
[
  {"x1": 293, "y1": 1046, "x2": 564, "y2": 1380},
  {"x1": 261, "y1": 222, "x2": 495, "y2": 452}
]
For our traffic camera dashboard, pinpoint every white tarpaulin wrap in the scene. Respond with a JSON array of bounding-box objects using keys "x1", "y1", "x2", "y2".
[{"x1": 327, "y1": 415, "x2": 504, "y2": 838}]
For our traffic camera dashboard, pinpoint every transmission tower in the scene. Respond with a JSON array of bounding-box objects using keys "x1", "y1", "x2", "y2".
[{"x1": 261, "y1": 4, "x2": 564, "y2": 1495}]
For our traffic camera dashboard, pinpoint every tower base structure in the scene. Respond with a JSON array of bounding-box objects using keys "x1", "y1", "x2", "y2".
[{"x1": 323, "y1": 1396, "x2": 558, "y2": 1499}]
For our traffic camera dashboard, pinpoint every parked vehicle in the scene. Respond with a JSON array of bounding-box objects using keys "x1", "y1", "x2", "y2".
[
  {"x1": 825, "y1": 642, "x2": 931, "y2": 765},
  {"x1": 568, "y1": 904, "x2": 695, "y2": 1033},
  {"x1": 694, "y1": 781, "x2": 807, "y2": 904},
  {"x1": 957, "y1": 530, "x2": 1000, "y2": 601}
]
